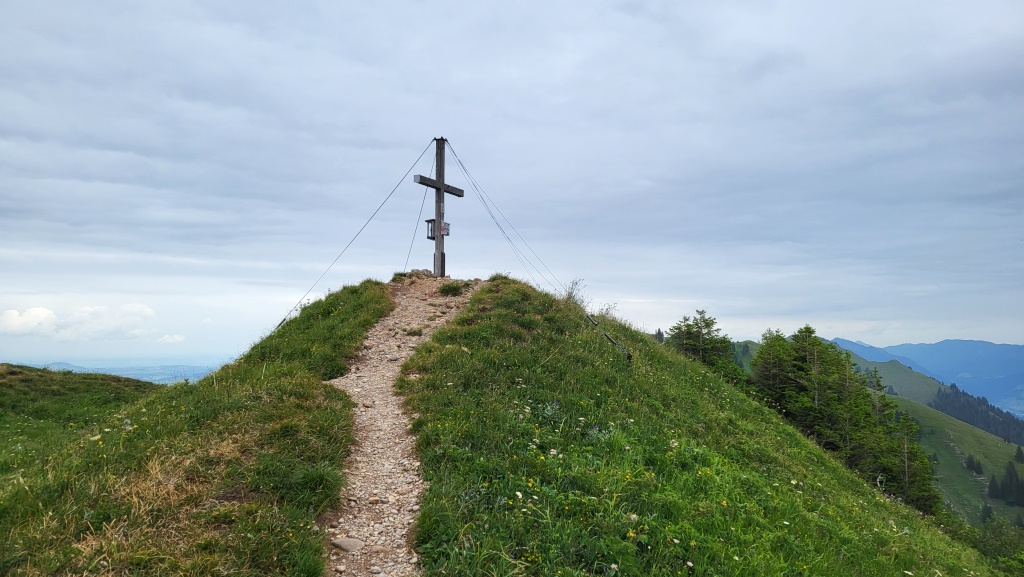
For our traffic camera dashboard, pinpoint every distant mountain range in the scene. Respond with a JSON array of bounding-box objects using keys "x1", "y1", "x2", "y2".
[
  {"x1": 831, "y1": 338, "x2": 1024, "y2": 416},
  {"x1": 34, "y1": 362, "x2": 214, "y2": 385}
]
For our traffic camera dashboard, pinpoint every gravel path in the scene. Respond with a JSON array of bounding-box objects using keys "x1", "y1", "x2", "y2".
[{"x1": 321, "y1": 272, "x2": 481, "y2": 577}]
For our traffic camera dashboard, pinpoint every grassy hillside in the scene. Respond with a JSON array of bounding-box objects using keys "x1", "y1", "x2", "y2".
[
  {"x1": 845, "y1": 350, "x2": 1024, "y2": 525},
  {"x1": 891, "y1": 396, "x2": 1024, "y2": 525},
  {"x1": 1, "y1": 365, "x2": 159, "y2": 480},
  {"x1": 846, "y1": 353, "x2": 944, "y2": 406},
  {"x1": 1, "y1": 280, "x2": 392, "y2": 576},
  {"x1": 737, "y1": 330, "x2": 1024, "y2": 530},
  {"x1": 731, "y1": 340, "x2": 759, "y2": 372},
  {"x1": 399, "y1": 276, "x2": 997, "y2": 576}
]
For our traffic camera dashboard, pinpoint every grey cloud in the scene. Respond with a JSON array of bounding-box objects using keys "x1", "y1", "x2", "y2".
[{"x1": 1, "y1": 0, "x2": 1021, "y2": 365}]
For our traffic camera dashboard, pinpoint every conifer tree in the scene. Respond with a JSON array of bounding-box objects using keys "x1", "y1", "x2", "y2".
[
  {"x1": 891, "y1": 412, "x2": 941, "y2": 512},
  {"x1": 1000, "y1": 461, "x2": 1022, "y2": 505},
  {"x1": 665, "y1": 310, "x2": 745, "y2": 384},
  {"x1": 989, "y1": 474, "x2": 1002, "y2": 499},
  {"x1": 665, "y1": 310, "x2": 731, "y2": 365},
  {"x1": 748, "y1": 324, "x2": 940, "y2": 514},
  {"x1": 749, "y1": 329, "x2": 794, "y2": 409},
  {"x1": 981, "y1": 502, "x2": 994, "y2": 523}
]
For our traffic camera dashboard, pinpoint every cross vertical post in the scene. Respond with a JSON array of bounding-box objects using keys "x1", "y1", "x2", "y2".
[
  {"x1": 413, "y1": 137, "x2": 463, "y2": 277},
  {"x1": 433, "y1": 139, "x2": 445, "y2": 276}
]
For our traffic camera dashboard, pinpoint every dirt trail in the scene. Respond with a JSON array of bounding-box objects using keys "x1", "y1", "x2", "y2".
[{"x1": 321, "y1": 272, "x2": 481, "y2": 577}]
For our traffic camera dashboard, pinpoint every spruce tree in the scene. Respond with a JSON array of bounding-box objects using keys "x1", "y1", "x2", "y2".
[
  {"x1": 748, "y1": 323, "x2": 940, "y2": 515},
  {"x1": 749, "y1": 329, "x2": 795, "y2": 409},
  {"x1": 1000, "y1": 461, "x2": 1022, "y2": 505},
  {"x1": 981, "y1": 502, "x2": 994, "y2": 523},
  {"x1": 989, "y1": 474, "x2": 1002, "y2": 499},
  {"x1": 665, "y1": 310, "x2": 732, "y2": 365}
]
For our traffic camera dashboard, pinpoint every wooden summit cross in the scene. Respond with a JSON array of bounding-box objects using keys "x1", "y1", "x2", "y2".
[{"x1": 413, "y1": 137, "x2": 463, "y2": 277}]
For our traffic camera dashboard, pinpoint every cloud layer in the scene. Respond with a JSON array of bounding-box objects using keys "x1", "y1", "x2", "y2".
[
  {"x1": 0, "y1": 307, "x2": 57, "y2": 336},
  {"x1": 1, "y1": 304, "x2": 156, "y2": 341},
  {"x1": 1, "y1": 1, "x2": 1022, "y2": 365}
]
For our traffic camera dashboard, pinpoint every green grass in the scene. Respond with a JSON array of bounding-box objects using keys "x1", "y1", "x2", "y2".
[
  {"x1": 1, "y1": 365, "x2": 159, "y2": 478},
  {"x1": 892, "y1": 396, "x2": 1024, "y2": 525},
  {"x1": 243, "y1": 279, "x2": 394, "y2": 380},
  {"x1": 731, "y1": 340, "x2": 760, "y2": 373},
  {"x1": 439, "y1": 280, "x2": 470, "y2": 297},
  {"x1": 843, "y1": 351, "x2": 1024, "y2": 526},
  {"x1": 0, "y1": 279, "x2": 393, "y2": 576},
  {"x1": 399, "y1": 276, "x2": 998, "y2": 576},
  {"x1": 848, "y1": 354, "x2": 944, "y2": 406}
]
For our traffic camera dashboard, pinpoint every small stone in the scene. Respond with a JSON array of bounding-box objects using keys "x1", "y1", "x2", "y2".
[
  {"x1": 331, "y1": 538, "x2": 365, "y2": 552},
  {"x1": 370, "y1": 568, "x2": 382, "y2": 575},
  {"x1": 333, "y1": 566, "x2": 346, "y2": 574},
  {"x1": 396, "y1": 487, "x2": 412, "y2": 495},
  {"x1": 388, "y1": 355, "x2": 399, "y2": 361},
  {"x1": 330, "y1": 522, "x2": 339, "y2": 528},
  {"x1": 362, "y1": 400, "x2": 375, "y2": 408}
]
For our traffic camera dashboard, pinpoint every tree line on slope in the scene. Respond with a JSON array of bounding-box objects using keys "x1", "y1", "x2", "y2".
[
  {"x1": 663, "y1": 311, "x2": 941, "y2": 514},
  {"x1": 929, "y1": 384, "x2": 1024, "y2": 445},
  {"x1": 988, "y1": 448, "x2": 1024, "y2": 507}
]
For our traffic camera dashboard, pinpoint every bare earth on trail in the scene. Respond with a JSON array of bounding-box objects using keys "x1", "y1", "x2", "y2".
[{"x1": 321, "y1": 273, "x2": 481, "y2": 577}]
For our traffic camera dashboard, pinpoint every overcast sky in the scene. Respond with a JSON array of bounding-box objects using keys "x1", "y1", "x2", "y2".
[{"x1": 2, "y1": 1, "x2": 1022, "y2": 367}]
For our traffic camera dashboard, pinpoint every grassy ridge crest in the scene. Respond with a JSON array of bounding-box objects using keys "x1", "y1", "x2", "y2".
[
  {"x1": 1, "y1": 279, "x2": 392, "y2": 576},
  {"x1": 400, "y1": 276, "x2": 996, "y2": 576}
]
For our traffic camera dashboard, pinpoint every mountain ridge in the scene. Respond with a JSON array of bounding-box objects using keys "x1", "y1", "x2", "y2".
[
  {"x1": 830, "y1": 338, "x2": 1024, "y2": 416},
  {"x1": 830, "y1": 338, "x2": 942, "y2": 380},
  {"x1": 30, "y1": 362, "x2": 214, "y2": 385}
]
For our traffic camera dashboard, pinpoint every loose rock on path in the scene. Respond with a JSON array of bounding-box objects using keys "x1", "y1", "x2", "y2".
[{"x1": 321, "y1": 272, "x2": 481, "y2": 577}]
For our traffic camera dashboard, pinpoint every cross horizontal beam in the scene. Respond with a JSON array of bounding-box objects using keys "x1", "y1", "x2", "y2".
[{"x1": 414, "y1": 174, "x2": 464, "y2": 197}]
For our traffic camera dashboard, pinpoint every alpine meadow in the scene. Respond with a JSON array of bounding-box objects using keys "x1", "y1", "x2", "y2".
[{"x1": 7, "y1": 275, "x2": 1024, "y2": 575}]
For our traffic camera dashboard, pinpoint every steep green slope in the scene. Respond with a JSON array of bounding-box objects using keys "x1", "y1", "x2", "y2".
[
  {"x1": 1, "y1": 280, "x2": 392, "y2": 576},
  {"x1": 891, "y1": 396, "x2": 1024, "y2": 525},
  {"x1": 848, "y1": 353, "x2": 944, "y2": 405},
  {"x1": 399, "y1": 277, "x2": 997, "y2": 576},
  {"x1": 731, "y1": 340, "x2": 760, "y2": 372},
  {"x1": 1, "y1": 364, "x2": 159, "y2": 478}
]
